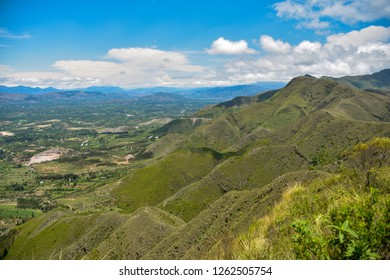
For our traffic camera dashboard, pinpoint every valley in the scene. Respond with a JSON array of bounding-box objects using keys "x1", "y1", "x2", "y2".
[
  {"x1": 0, "y1": 70, "x2": 389, "y2": 260},
  {"x1": 0, "y1": 96, "x2": 215, "y2": 234}
]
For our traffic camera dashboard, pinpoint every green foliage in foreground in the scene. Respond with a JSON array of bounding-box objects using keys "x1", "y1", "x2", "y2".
[
  {"x1": 292, "y1": 185, "x2": 389, "y2": 260},
  {"x1": 229, "y1": 138, "x2": 390, "y2": 260}
]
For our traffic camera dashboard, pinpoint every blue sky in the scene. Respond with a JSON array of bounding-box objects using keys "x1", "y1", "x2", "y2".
[{"x1": 0, "y1": 0, "x2": 389, "y2": 88}]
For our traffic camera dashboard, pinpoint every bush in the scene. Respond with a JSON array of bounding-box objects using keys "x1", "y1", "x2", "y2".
[
  {"x1": 292, "y1": 187, "x2": 389, "y2": 259},
  {"x1": 292, "y1": 137, "x2": 390, "y2": 260},
  {"x1": 349, "y1": 137, "x2": 390, "y2": 188}
]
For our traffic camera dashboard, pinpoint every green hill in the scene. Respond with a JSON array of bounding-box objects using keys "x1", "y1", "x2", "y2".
[
  {"x1": 186, "y1": 75, "x2": 389, "y2": 153},
  {"x1": 111, "y1": 148, "x2": 222, "y2": 213},
  {"x1": 2, "y1": 70, "x2": 390, "y2": 260},
  {"x1": 4, "y1": 209, "x2": 126, "y2": 259},
  {"x1": 333, "y1": 69, "x2": 390, "y2": 91}
]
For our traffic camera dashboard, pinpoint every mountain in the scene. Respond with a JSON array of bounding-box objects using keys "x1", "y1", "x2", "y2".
[
  {"x1": 331, "y1": 68, "x2": 390, "y2": 91},
  {"x1": 0, "y1": 85, "x2": 59, "y2": 94},
  {"x1": 0, "y1": 82, "x2": 286, "y2": 102},
  {"x1": 184, "y1": 83, "x2": 285, "y2": 100},
  {"x1": 22, "y1": 90, "x2": 130, "y2": 103},
  {"x1": 2, "y1": 70, "x2": 390, "y2": 260}
]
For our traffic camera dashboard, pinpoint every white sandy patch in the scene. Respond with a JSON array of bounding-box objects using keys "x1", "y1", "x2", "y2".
[
  {"x1": 27, "y1": 148, "x2": 72, "y2": 166},
  {"x1": 0, "y1": 131, "x2": 15, "y2": 137}
]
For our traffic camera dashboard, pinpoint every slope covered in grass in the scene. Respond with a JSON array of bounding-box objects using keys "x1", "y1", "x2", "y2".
[
  {"x1": 145, "y1": 170, "x2": 328, "y2": 259},
  {"x1": 87, "y1": 207, "x2": 185, "y2": 260},
  {"x1": 227, "y1": 170, "x2": 390, "y2": 260},
  {"x1": 161, "y1": 145, "x2": 308, "y2": 221},
  {"x1": 187, "y1": 75, "x2": 389, "y2": 154},
  {"x1": 216, "y1": 138, "x2": 390, "y2": 260},
  {"x1": 111, "y1": 149, "x2": 222, "y2": 212},
  {"x1": 334, "y1": 69, "x2": 390, "y2": 91},
  {"x1": 5, "y1": 209, "x2": 127, "y2": 259}
]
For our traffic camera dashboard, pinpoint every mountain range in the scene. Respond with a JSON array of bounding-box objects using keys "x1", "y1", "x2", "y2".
[
  {"x1": 1, "y1": 69, "x2": 389, "y2": 260},
  {"x1": 0, "y1": 82, "x2": 286, "y2": 103}
]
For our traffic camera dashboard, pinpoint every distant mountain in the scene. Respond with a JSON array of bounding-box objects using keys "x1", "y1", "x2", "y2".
[
  {"x1": 214, "y1": 90, "x2": 279, "y2": 109},
  {"x1": 33, "y1": 90, "x2": 129, "y2": 102},
  {"x1": 184, "y1": 82, "x2": 285, "y2": 100},
  {"x1": 330, "y1": 68, "x2": 390, "y2": 91},
  {"x1": 0, "y1": 85, "x2": 59, "y2": 94},
  {"x1": 135, "y1": 92, "x2": 187, "y2": 103},
  {"x1": 0, "y1": 90, "x2": 131, "y2": 104},
  {"x1": 0, "y1": 82, "x2": 286, "y2": 101}
]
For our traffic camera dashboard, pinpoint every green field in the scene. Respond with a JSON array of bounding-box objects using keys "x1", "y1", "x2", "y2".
[{"x1": 0, "y1": 204, "x2": 41, "y2": 219}]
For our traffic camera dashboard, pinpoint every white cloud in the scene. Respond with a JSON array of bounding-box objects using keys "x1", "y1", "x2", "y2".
[
  {"x1": 0, "y1": 70, "x2": 97, "y2": 88},
  {"x1": 1, "y1": 26, "x2": 389, "y2": 88},
  {"x1": 274, "y1": 0, "x2": 390, "y2": 30},
  {"x1": 53, "y1": 60, "x2": 124, "y2": 78},
  {"x1": 260, "y1": 35, "x2": 291, "y2": 53},
  {"x1": 321, "y1": 0, "x2": 390, "y2": 23},
  {"x1": 294, "y1": 40, "x2": 322, "y2": 53},
  {"x1": 207, "y1": 37, "x2": 256, "y2": 55},
  {"x1": 106, "y1": 47, "x2": 204, "y2": 72},
  {"x1": 218, "y1": 25, "x2": 390, "y2": 84},
  {"x1": 0, "y1": 47, "x2": 209, "y2": 88},
  {"x1": 50, "y1": 48, "x2": 206, "y2": 87},
  {"x1": 326, "y1": 26, "x2": 390, "y2": 49}
]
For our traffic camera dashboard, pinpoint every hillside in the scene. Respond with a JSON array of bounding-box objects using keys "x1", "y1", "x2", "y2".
[
  {"x1": 186, "y1": 75, "x2": 390, "y2": 152},
  {"x1": 332, "y1": 68, "x2": 390, "y2": 91},
  {"x1": 2, "y1": 70, "x2": 390, "y2": 260}
]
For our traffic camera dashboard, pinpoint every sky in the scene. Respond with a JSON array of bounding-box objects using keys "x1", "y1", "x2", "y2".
[{"x1": 0, "y1": 0, "x2": 389, "y2": 88}]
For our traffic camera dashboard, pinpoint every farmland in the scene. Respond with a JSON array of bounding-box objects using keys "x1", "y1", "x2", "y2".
[{"x1": 0, "y1": 96, "x2": 213, "y2": 231}]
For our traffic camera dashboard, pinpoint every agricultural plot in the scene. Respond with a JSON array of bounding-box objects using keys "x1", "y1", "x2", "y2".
[{"x1": 0, "y1": 97, "x2": 211, "y2": 232}]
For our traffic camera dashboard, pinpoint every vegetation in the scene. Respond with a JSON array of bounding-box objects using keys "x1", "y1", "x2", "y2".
[
  {"x1": 1, "y1": 70, "x2": 389, "y2": 260},
  {"x1": 112, "y1": 149, "x2": 221, "y2": 212},
  {"x1": 228, "y1": 139, "x2": 390, "y2": 260}
]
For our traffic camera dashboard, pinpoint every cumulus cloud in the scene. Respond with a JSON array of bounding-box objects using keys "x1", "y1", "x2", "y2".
[
  {"x1": 260, "y1": 35, "x2": 291, "y2": 53},
  {"x1": 53, "y1": 60, "x2": 124, "y2": 78},
  {"x1": 274, "y1": 0, "x2": 390, "y2": 30},
  {"x1": 294, "y1": 40, "x2": 322, "y2": 53},
  {"x1": 0, "y1": 47, "x2": 209, "y2": 88},
  {"x1": 106, "y1": 47, "x2": 204, "y2": 72},
  {"x1": 207, "y1": 37, "x2": 256, "y2": 55},
  {"x1": 1, "y1": 26, "x2": 389, "y2": 88},
  {"x1": 50, "y1": 48, "x2": 206, "y2": 87},
  {"x1": 0, "y1": 69, "x2": 101, "y2": 88},
  {"x1": 219, "y1": 25, "x2": 390, "y2": 83},
  {"x1": 326, "y1": 26, "x2": 390, "y2": 49}
]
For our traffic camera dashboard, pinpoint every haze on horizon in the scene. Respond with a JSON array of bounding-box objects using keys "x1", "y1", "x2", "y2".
[{"x1": 0, "y1": 0, "x2": 389, "y2": 89}]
